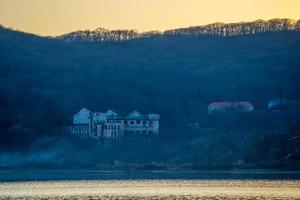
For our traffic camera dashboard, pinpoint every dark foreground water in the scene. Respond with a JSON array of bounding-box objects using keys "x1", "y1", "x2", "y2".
[
  {"x1": 0, "y1": 171, "x2": 300, "y2": 199},
  {"x1": 1, "y1": 170, "x2": 300, "y2": 182}
]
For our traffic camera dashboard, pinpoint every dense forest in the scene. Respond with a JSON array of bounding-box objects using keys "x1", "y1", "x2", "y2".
[{"x1": 0, "y1": 25, "x2": 300, "y2": 169}]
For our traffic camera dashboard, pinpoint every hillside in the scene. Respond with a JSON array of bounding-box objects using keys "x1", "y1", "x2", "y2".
[{"x1": 0, "y1": 22, "x2": 300, "y2": 168}]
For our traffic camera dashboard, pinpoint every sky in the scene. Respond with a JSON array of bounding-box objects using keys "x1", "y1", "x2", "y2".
[{"x1": 0, "y1": 0, "x2": 299, "y2": 36}]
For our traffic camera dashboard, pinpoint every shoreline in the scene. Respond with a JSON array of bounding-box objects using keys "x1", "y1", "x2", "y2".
[
  {"x1": 1, "y1": 169, "x2": 300, "y2": 183},
  {"x1": 1, "y1": 169, "x2": 300, "y2": 173}
]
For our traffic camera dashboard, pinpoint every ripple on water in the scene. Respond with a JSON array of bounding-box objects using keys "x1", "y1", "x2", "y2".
[{"x1": 0, "y1": 180, "x2": 300, "y2": 200}]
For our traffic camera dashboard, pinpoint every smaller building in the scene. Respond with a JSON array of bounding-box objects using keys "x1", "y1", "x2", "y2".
[
  {"x1": 208, "y1": 102, "x2": 232, "y2": 114},
  {"x1": 123, "y1": 111, "x2": 160, "y2": 136},
  {"x1": 208, "y1": 101, "x2": 254, "y2": 114},
  {"x1": 267, "y1": 98, "x2": 300, "y2": 112},
  {"x1": 268, "y1": 98, "x2": 288, "y2": 112},
  {"x1": 233, "y1": 102, "x2": 254, "y2": 112}
]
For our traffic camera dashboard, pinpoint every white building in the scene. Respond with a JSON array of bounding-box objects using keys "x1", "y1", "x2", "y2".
[
  {"x1": 123, "y1": 111, "x2": 160, "y2": 136},
  {"x1": 64, "y1": 108, "x2": 160, "y2": 140}
]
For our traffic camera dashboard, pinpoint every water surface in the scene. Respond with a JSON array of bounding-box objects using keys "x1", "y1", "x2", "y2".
[
  {"x1": 1, "y1": 180, "x2": 300, "y2": 199},
  {"x1": 1, "y1": 170, "x2": 300, "y2": 182},
  {"x1": 1, "y1": 171, "x2": 300, "y2": 199}
]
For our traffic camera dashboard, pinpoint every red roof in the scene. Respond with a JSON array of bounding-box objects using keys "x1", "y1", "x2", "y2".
[
  {"x1": 233, "y1": 101, "x2": 253, "y2": 108},
  {"x1": 209, "y1": 101, "x2": 232, "y2": 107},
  {"x1": 209, "y1": 101, "x2": 253, "y2": 109}
]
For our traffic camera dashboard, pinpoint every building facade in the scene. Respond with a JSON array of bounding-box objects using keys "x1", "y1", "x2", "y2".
[{"x1": 63, "y1": 108, "x2": 160, "y2": 140}]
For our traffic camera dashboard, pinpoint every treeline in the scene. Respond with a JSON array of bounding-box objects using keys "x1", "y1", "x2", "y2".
[{"x1": 57, "y1": 18, "x2": 300, "y2": 42}]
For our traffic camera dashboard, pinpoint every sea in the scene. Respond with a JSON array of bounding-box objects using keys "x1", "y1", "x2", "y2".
[{"x1": 0, "y1": 170, "x2": 299, "y2": 199}]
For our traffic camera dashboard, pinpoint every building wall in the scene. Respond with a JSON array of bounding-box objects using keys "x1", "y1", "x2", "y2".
[
  {"x1": 123, "y1": 119, "x2": 159, "y2": 136},
  {"x1": 92, "y1": 112, "x2": 107, "y2": 123},
  {"x1": 64, "y1": 124, "x2": 89, "y2": 139},
  {"x1": 208, "y1": 105, "x2": 231, "y2": 114},
  {"x1": 102, "y1": 122, "x2": 124, "y2": 139}
]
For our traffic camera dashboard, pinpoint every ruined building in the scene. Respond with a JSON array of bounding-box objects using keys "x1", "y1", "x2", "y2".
[{"x1": 63, "y1": 108, "x2": 160, "y2": 140}]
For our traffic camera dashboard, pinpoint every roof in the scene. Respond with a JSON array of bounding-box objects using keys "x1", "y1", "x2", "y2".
[
  {"x1": 233, "y1": 101, "x2": 253, "y2": 108},
  {"x1": 208, "y1": 102, "x2": 254, "y2": 113},
  {"x1": 126, "y1": 110, "x2": 144, "y2": 119},
  {"x1": 105, "y1": 110, "x2": 120, "y2": 120},
  {"x1": 268, "y1": 98, "x2": 288, "y2": 109},
  {"x1": 208, "y1": 102, "x2": 232, "y2": 107},
  {"x1": 147, "y1": 114, "x2": 160, "y2": 120},
  {"x1": 209, "y1": 101, "x2": 253, "y2": 107},
  {"x1": 105, "y1": 109, "x2": 118, "y2": 116},
  {"x1": 73, "y1": 108, "x2": 159, "y2": 120},
  {"x1": 75, "y1": 108, "x2": 91, "y2": 114}
]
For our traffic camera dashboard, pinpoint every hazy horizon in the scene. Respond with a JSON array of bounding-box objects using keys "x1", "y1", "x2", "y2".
[{"x1": 0, "y1": 0, "x2": 299, "y2": 36}]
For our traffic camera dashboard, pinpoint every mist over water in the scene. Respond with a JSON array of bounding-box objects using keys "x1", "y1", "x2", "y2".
[{"x1": 0, "y1": 136, "x2": 78, "y2": 168}]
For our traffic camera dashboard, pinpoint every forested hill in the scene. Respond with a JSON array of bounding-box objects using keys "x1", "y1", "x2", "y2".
[
  {"x1": 57, "y1": 18, "x2": 300, "y2": 42},
  {"x1": 0, "y1": 22, "x2": 300, "y2": 167}
]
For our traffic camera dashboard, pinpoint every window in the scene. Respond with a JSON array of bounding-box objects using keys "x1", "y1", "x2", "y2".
[
  {"x1": 130, "y1": 121, "x2": 134, "y2": 125},
  {"x1": 137, "y1": 120, "x2": 141, "y2": 124}
]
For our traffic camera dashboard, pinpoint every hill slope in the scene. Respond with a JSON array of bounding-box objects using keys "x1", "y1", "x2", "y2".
[{"x1": 0, "y1": 24, "x2": 300, "y2": 155}]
